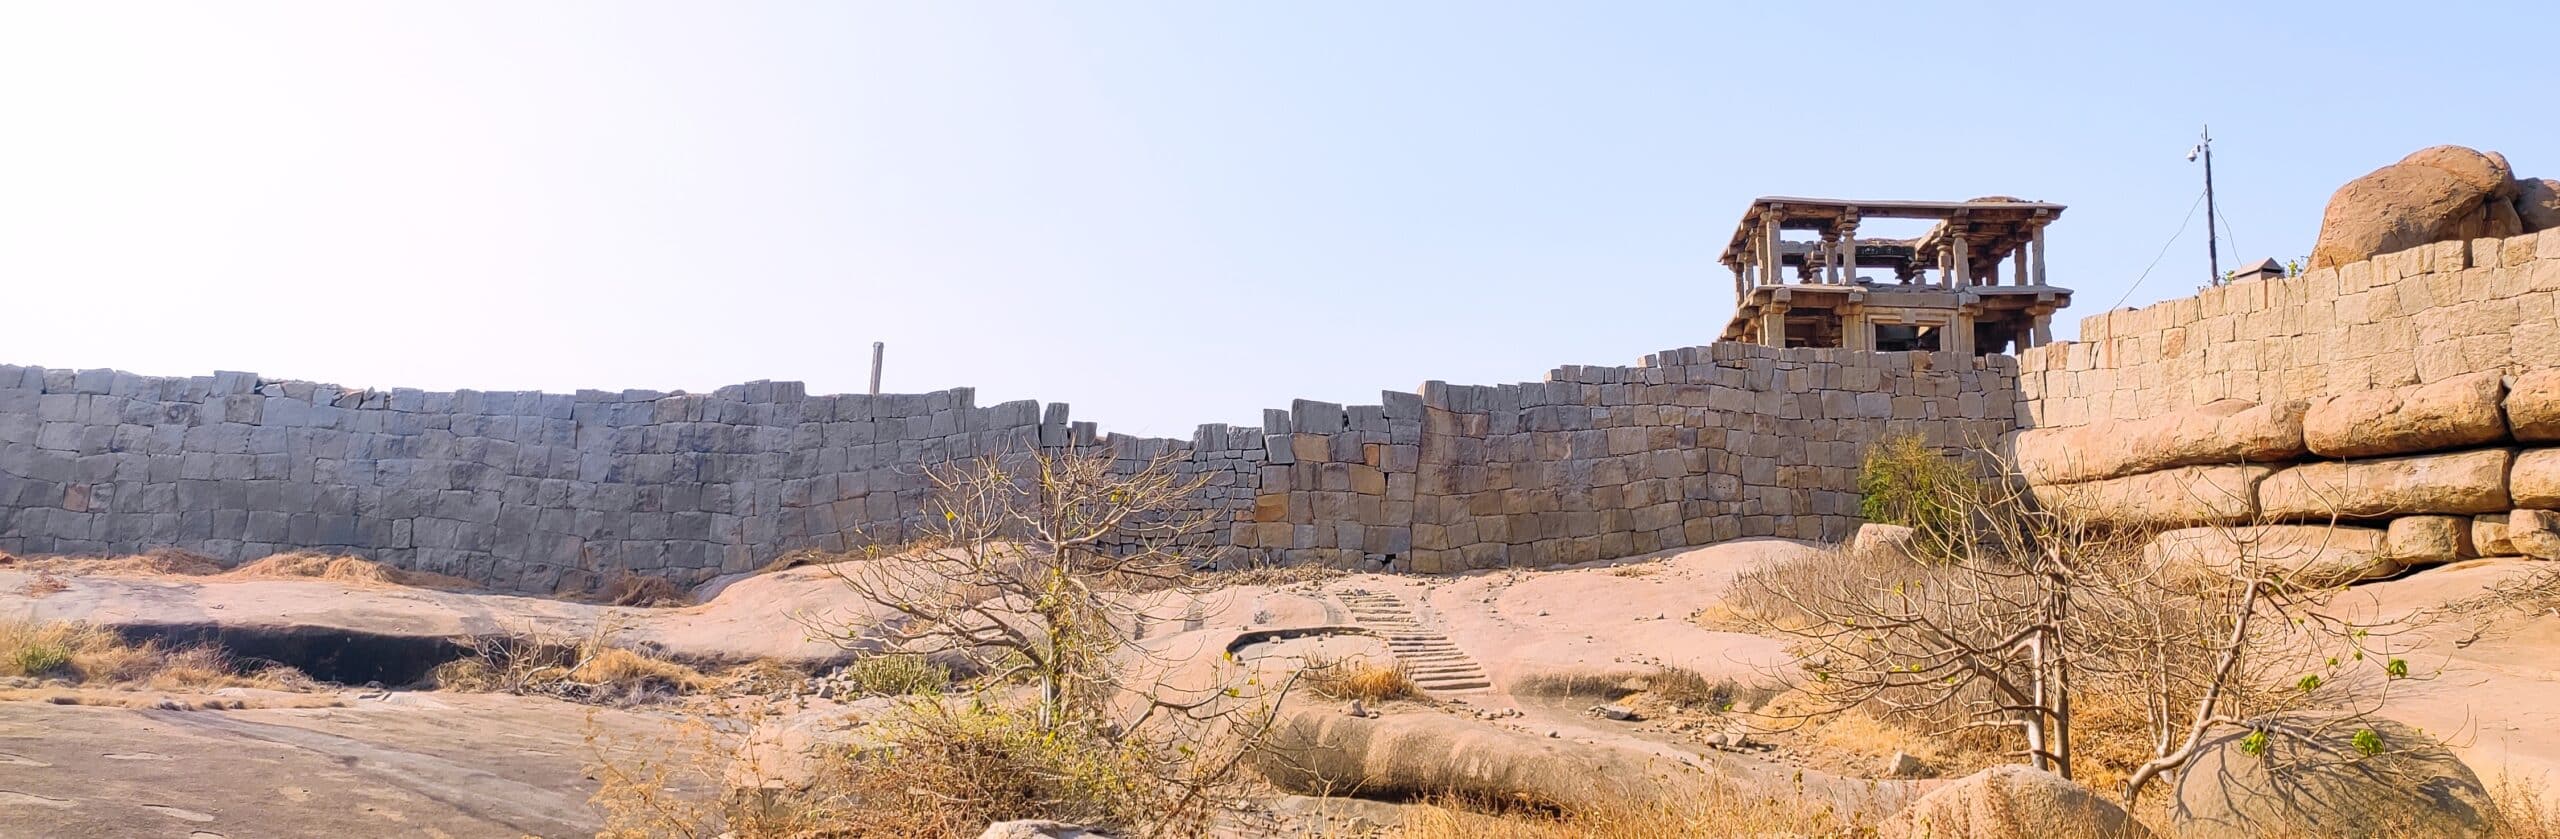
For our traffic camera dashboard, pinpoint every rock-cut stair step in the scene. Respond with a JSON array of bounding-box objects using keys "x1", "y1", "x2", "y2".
[{"x1": 1332, "y1": 587, "x2": 1493, "y2": 695}]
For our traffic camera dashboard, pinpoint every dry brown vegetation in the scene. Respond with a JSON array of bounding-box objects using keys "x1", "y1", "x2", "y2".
[
  {"x1": 2, "y1": 547, "x2": 479, "y2": 590},
  {"x1": 1301, "y1": 655, "x2": 1421, "y2": 703},
  {"x1": 0, "y1": 617, "x2": 314, "y2": 692},
  {"x1": 599, "y1": 573, "x2": 693, "y2": 607},
  {"x1": 225, "y1": 551, "x2": 479, "y2": 589},
  {"x1": 428, "y1": 631, "x2": 712, "y2": 703}
]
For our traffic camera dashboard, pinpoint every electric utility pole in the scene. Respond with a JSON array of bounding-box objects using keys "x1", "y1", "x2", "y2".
[{"x1": 2192, "y1": 126, "x2": 2221, "y2": 286}]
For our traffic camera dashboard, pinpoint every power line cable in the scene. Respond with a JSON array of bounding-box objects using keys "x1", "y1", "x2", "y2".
[{"x1": 2115, "y1": 188, "x2": 2209, "y2": 311}]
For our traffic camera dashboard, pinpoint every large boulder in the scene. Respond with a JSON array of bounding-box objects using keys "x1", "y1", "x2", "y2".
[
  {"x1": 2256, "y1": 449, "x2": 2513, "y2": 520},
  {"x1": 2512, "y1": 370, "x2": 2560, "y2": 442},
  {"x1": 2310, "y1": 146, "x2": 2523, "y2": 269},
  {"x1": 1851, "y1": 522, "x2": 1919, "y2": 557},
  {"x1": 2028, "y1": 465, "x2": 2273, "y2": 527},
  {"x1": 2303, "y1": 373, "x2": 2509, "y2": 459},
  {"x1": 2146, "y1": 525, "x2": 2396, "y2": 589},
  {"x1": 2173, "y1": 715, "x2": 2496, "y2": 839},
  {"x1": 1879, "y1": 764, "x2": 2153, "y2": 839},
  {"x1": 2520, "y1": 177, "x2": 2560, "y2": 232},
  {"x1": 2009, "y1": 399, "x2": 2307, "y2": 484},
  {"x1": 2514, "y1": 448, "x2": 2560, "y2": 509}
]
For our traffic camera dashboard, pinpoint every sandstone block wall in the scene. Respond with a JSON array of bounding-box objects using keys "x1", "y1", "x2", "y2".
[
  {"x1": 2009, "y1": 229, "x2": 2560, "y2": 572},
  {"x1": 2019, "y1": 230, "x2": 2560, "y2": 429},
  {"x1": 0, "y1": 343, "x2": 2014, "y2": 588}
]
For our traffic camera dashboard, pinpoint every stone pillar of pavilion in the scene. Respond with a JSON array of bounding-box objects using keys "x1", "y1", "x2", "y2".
[
  {"x1": 1818, "y1": 230, "x2": 1841, "y2": 284},
  {"x1": 1841, "y1": 298, "x2": 1872, "y2": 351},
  {"x1": 1950, "y1": 233, "x2": 1972, "y2": 288},
  {"x1": 1760, "y1": 299, "x2": 1790, "y2": 348},
  {"x1": 2031, "y1": 222, "x2": 2049, "y2": 285},
  {"x1": 2012, "y1": 245, "x2": 2029, "y2": 286},
  {"x1": 1761, "y1": 212, "x2": 1782, "y2": 288},
  {"x1": 1947, "y1": 301, "x2": 1981, "y2": 355}
]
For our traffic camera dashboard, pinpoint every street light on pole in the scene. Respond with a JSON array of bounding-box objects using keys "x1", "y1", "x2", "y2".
[{"x1": 2189, "y1": 126, "x2": 2220, "y2": 286}]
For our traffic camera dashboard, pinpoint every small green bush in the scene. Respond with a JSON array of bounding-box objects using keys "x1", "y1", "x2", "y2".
[
  {"x1": 1856, "y1": 434, "x2": 1978, "y2": 556},
  {"x1": 9, "y1": 643, "x2": 72, "y2": 677},
  {"x1": 831, "y1": 654, "x2": 951, "y2": 698}
]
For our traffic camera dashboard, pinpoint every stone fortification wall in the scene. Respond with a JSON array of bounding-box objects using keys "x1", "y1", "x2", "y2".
[
  {"x1": 1398, "y1": 343, "x2": 2015, "y2": 572},
  {"x1": 0, "y1": 344, "x2": 2015, "y2": 589},
  {"x1": 2009, "y1": 230, "x2": 2560, "y2": 581},
  {"x1": 2018, "y1": 230, "x2": 2560, "y2": 429},
  {"x1": 0, "y1": 368, "x2": 1106, "y2": 591}
]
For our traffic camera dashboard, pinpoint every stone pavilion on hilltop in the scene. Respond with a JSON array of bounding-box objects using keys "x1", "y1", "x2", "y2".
[{"x1": 1719, "y1": 196, "x2": 2070, "y2": 355}]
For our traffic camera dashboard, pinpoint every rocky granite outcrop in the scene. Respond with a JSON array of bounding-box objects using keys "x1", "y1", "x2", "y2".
[{"x1": 2310, "y1": 145, "x2": 2525, "y2": 269}]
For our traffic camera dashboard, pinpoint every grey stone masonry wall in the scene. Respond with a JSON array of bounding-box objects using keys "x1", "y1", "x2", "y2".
[
  {"x1": 1403, "y1": 343, "x2": 2017, "y2": 572},
  {"x1": 0, "y1": 342, "x2": 2021, "y2": 589},
  {"x1": 0, "y1": 366, "x2": 1088, "y2": 591}
]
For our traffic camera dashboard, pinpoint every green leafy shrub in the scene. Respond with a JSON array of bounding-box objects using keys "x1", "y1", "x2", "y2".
[
  {"x1": 8, "y1": 642, "x2": 71, "y2": 677},
  {"x1": 829, "y1": 653, "x2": 951, "y2": 698},
  {"x1": 1856, "y1": 434, "x2": 1979, "y2": 557}
]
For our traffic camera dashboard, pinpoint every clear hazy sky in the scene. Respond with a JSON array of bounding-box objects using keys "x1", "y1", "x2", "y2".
[{"x1": 4, "y1": 2, "x2": 2553, "y2": 437}]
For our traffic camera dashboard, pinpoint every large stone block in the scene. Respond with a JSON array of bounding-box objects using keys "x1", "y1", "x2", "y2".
[
  {"x1": 2027, "y1": 465, "x2": 2272, "y2": 527},
  {"x1": 2257, "y1": 448, "x2": 2512, "y2": 520},
  {"x1": 2008, "y1": 399, "x2": 2307, "y2": 484},
  {"x1": 2513, "y1": 509, "x2": 2560, "y2": 560},
  {"x1": 2302, "y1": 371, "x2": 2507, "y2": 458},
  {"x1": 2515, "y1": 448, "x2": 2560, "y2": 509},
  {"x1": 2383, "y1": 515, "x2": 2474, "y2": 564},
  {"x1": 2146, "y1": 524, "x2": 2396, "y2": 589},
  {"x1": 2512, "y1": 369, "x2": 2560, "y2": 442}
]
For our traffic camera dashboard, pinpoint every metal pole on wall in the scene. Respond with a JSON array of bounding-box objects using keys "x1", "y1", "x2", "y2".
[
  {"x1": 869, "y1": 342, "x2": 884, "y2": 395},
  {"x1": 2193, "y1": 125, "x2": 2221, "y2": 286}
]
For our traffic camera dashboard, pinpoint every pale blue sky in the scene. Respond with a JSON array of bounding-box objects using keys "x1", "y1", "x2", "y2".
[{"x1": 3, "y1": 2, "x2": 2553, "y2": 436}]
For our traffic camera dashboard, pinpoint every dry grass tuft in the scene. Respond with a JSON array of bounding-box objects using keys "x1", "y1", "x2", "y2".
[
  {"x1": 1512, "y1": 670, "x2": 1642, "y2": 702},
  {"x1": 599, "y1": 573, "x2": 692, "y2": 607},
  {"x1": 1303, "y1": 655, "x2": 1422, "y2": 703},
  {"x1": 428, "y1": 632, "x2": 711, "y2": 704},
  {"x1": 223, "y1": 552, "x2": 478, "y2": 590},
  {"x1": 1643, "y1": 666, "x2": 1748, "y2": 710},
  {"x1": 15, "y1": 546, "x2": 227, "y2": 577},
  {"x1": 16, "y1": 572, "x2": 68, "y2": 598},
  {"x1": 0, "y1": 617, "x2": 312, "y2": 691}
]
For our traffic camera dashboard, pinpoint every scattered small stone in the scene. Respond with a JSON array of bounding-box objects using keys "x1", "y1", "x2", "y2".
[
  {"x1": 1884, "y1": 751, "x2": 1924, "y2": 778},
  {"x1": 1344, "y1": 700, "x2": 1370, "y2": 718},
  {"x1": 1586, "y1": 704, "x2": 1638, "y2": 721},
  {"x1": 153, "y1": 699, "x2": 190, "y2": 711},
  {"x1": 1547, "y1": 730, "x2": 1561, "y2": 738}
]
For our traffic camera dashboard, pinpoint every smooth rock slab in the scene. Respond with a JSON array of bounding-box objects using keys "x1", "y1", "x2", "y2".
[{"x1": 2256, "y1": 449, "x2": 2512, "y2": 520}]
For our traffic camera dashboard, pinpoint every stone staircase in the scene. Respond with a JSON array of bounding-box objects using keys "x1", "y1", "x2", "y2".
[{"x1": 1335, "y1": 588, "x2": 1491, "y2": 694}]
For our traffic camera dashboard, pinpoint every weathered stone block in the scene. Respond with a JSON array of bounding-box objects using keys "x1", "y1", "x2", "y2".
[
  {"x1": 2512, "y1": 509, "x2": 2560, "y2": 560},
  {"x1": 2008, "y1": 399, "x2": 2307, "y2": 484},
  {"x1": 2514, "y1": 448, "x2": 2560, "y2": 509},
  {"x1": 2384, "y1": 515, "x2": 2474, "y2": 564},
  {"x1": 2302, "y1": 372, "x2": 2507, "y2": 458},
  {"x1": 2027, "y1": 465, "x2": 2272, "y2": 527},
  {"x1": 2512, "y1": 369, "x2": 2560, "y2": 442},
  {"x1": 2146, "y1": 525, "x2": 2396, "y2": 588},
  {"x1": 2257, "y1": 448, "x2": 2512, "y2": 520}
]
